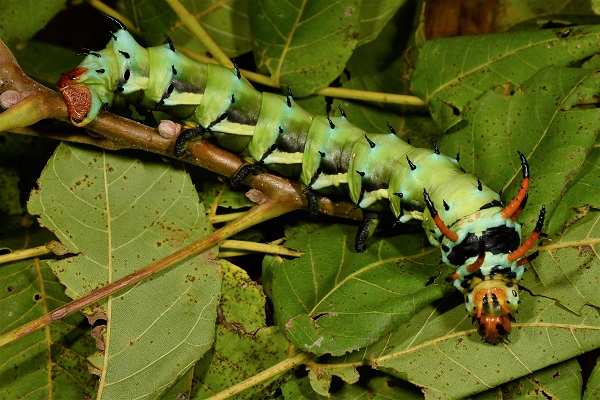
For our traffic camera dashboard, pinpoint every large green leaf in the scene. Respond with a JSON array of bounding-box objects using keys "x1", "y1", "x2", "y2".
[
  {"x1": 0, "y1": 0, "x2": 66, "y2": 45},
  {"x1": 119, "y1": 0, "x2": 252, "y2": 57},
  {"x1": 249, "y1": 0, "x2": 361, "y2": 96},
  {"x1": 0, "y1": 259, "x2": 97, "y2": 398},
  {"x1": 268, "y1": 222, "x2": 449, "y2": 357},
  {"x1": 191, "y1": 261, "x2": 289, "y2": 398},
  {"x1": 27, "y1": 143, "x2": 221, "y2": 399},
  {"x1": 411, "y1": 25, "x2": 600, "y2": 130}
]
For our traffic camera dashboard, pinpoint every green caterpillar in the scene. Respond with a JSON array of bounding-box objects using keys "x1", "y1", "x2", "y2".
[{"x1": 56, "y1": 17, "x2": 544, "y2": 344}]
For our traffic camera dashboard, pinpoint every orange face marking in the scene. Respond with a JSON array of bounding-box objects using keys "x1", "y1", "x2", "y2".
[{"x1": 476, "y1": 315, "x2": 512, "y2": 344}]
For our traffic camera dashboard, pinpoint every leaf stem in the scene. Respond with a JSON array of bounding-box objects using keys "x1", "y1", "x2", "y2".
[
  {"x1": 207, "y1": 351, "x2": 312, "y2": 400},
  {"x1": 219, "y1": 239, "x2": 303, "y2": 257},
  {"x1": 165, "y1": 0, "x2": 234, "y2": 68},
  {"x1": 0, "y1": 245, "x2": 52, "y2": 265}
]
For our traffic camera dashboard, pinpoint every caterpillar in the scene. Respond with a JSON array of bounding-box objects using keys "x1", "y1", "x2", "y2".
[{"x1": 56, "y1": 16, "x2": 544, "y2": 344}]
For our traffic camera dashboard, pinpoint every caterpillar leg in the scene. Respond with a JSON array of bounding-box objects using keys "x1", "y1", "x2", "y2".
[
  {"x1": 174, "y1": 125, "x2": 208, "y2": 157},
  {"x1": 304, "y1": 189, "x2": 320, "y2": 217},
  {"x1": 355, "y1": 211, "x2": 380, "y2": 252},
  {"x1": 231, "y1": 163, "x2": 263, "y2": 186},
  {"x1": 232, "y1": 143, "x2": 281, "y2": 185}
]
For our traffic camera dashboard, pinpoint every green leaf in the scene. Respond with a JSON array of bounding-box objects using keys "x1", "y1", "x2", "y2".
[
  {"x1": 0, "y1": 0, "x2": 66, "y2": 45},
  {"x1": 584, "y1": 356, "x2": 600, "y2": 400},
  {"x1": 119, "y1": 0, "x2": 253, "y2": 57},
  {"x1": 522, "y1": 211, "x2": 600, "y2": 314},
  {"x1": 357, "y1": 0, "x2": 408, "y2": 45},
  {"x1": 547, "y1": 147, "x2": 600, "y2": 235},
  {"x1": 191, "y1": 260, "x2": 289, "y2": 398},
  {"x1": 473, "y1": 358, "x2": 583, "y2": 399},
  {"x1": 250, "y1": 0, "x2": 361, "y2": 96},
  {"x1": 411, "y1": 25, "x2": 600, "y2": 130},
  {"x1": 0, "y1": 259, "x2": 97, "y2": 398},
  {"x1": 270, "y1": 222, "x2": 448, "y2": 356},
  {"x1": 27, "y1": 142, "x2": 221, "y2": 399},
  {"x1": 341, "y1": 294, "x2": 600, "y2": 399}
]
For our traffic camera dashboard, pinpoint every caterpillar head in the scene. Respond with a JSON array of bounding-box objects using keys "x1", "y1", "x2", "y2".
[{"x1": 466, "y1": 278, "x2": 520, "y2": 344}]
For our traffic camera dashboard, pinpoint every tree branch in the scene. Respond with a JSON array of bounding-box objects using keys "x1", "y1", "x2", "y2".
[{"x1": 0, "y1": 38, "x2": 362, "y2": 222}]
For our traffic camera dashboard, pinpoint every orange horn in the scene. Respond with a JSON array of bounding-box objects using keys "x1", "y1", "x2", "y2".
[
  {"x1": 502, "y1": 151, "x2": 530, "y2": 219},
  {"x1": 508, "y1": 205, "x2": 545, "y2": 262},
  {"x1": 423, "y1": 189, "x2": 459, "y2": 242},
  {"x1": 466, "y1": 237, "x2": 486, "y2": 273}
]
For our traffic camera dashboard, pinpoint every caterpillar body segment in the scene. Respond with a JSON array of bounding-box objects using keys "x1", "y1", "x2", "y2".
[{"x1": 57, "y1": 23, "x2": 544, "y2": 344}]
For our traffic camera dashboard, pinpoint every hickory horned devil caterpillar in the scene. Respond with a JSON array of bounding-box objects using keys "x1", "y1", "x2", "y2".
[{"x1": 56, "y1": 15, "x2": 544, "y2": 344}]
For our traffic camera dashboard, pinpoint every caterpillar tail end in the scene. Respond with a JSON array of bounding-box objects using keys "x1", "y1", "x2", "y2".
[{"x1": 57, "y1": 67, "x2": 93, "y2": 126}]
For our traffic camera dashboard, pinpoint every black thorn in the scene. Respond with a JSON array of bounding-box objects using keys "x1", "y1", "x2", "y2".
[
  {"x1": 350, "y1": 204, "x2": 361, "y2": 212},
  {"x1": 356, "y1": 170, "x2": 365, "y2": 177},
  {"x1": 423, "y1": 189, "x2": 437, "y2": 217},
  {"x1": 394, "y1": 192, "x2": 403, "y2": 198},
  {"x1": 118, "y1": 50, "x2": 130, "y2": 59},
  {"x1": 123, "y1": 69, "x2": 130, "y2": 81},
  {"x1": 102, "y1": 13, "x2": 126, "y2": 30},
  {"x1": 95, "y1": 69, "x2": 105, "y2": 74},
  {"x1": 232, "y1": 59, "x2": 241, "y2": 79},
  {"x1": 338, "y1": 105, "x2": 346, "y2": 118},
  {"x1": 443, "y1": 200, "x2": 450, "y2": 211},
  {"x1": 278, "y1": 126, "x2": 283, "y2": 134},
  {"x1": 286, "y1": 85, "x2": 293, "y2": 108},
  {"x1": 517, "y1": 151, "x2": 530, "y2": 178},
  {"x1": 386, "y1": 122, "x2": 396, "y2": 135},
  {"x1": 171, "y1": 65, "x2": 177, "y2": 75},
  {"x1": 318, "y1": 151, "x2": 325, "y2": 157},
  {"x1": 406, "y1": 156, "x2": 416, "y2": 171},
  {"x1": 164, "y1": 33, "x2": 175, "y2": 52},
  {"x1": 167, "y1": 83, "x2": 174, "y2": 94},
  {"x1": 456, "y1": 151, "x2": 460, "y2": 162},
  {"x1": 527, "y1": 251, "x2": 540, "y2": 262},
  {"x1": 534, "y1": 205, "x2": 546, "y2": 232},
  {"x1": 364, "y1": 135, "x2": 376, "y2": 148},
  {"x1": 433, "y1": 142, "x2": 440, "y2": 155},
  {"x1": 477, "y1": 179, "x2": 483, "y2": 191},
  {"x1": 77, "y1": 48, "x2": 101, "y2": 57},
  {"x1": 520, "y1": 192, "x2": 529, "y2": 209},
  {"x1": 406, "y1": 137, "x2": 411, "y2": 145},
  {"x1": 110, "y1": 31, "x2": 117, "y2": 41},
  {"x1": 231, "y1": 94, "x2": 235, "y2": 104},
  {"x1": 392, "y1": 204, "x2": 405, "y2": 229},
  {"x1": 477, "y1": 236, "x2": 485, "y2": 257},
  {"x1": 327, "y1": 116, "x2": 335, "y2": 129}
]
